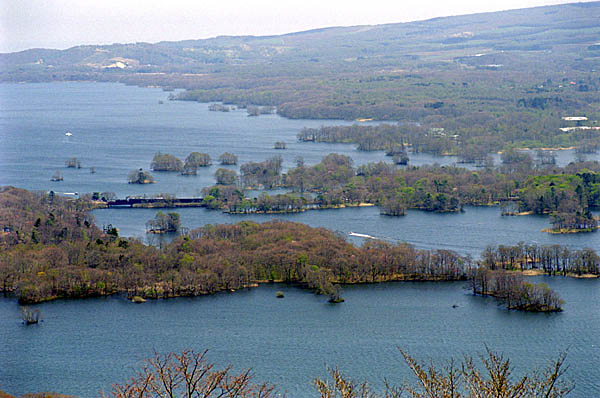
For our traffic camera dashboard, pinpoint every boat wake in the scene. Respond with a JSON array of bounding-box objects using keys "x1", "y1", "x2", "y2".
[{"x1": 349, "y1": 231, "x2": 377, "y2": 239}]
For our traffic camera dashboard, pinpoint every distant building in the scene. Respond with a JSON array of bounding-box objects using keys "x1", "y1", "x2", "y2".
[{"x1": 559, "y1": 126, "x2": 600, "y2": 132}]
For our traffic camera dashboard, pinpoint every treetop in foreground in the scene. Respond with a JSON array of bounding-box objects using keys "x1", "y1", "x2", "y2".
[
  {"x1": 315, "y1": 347, "x2": 572, "y2": 398},
  {"x1": 101, "y1": 347, "x2": 573, "y2": 398}
]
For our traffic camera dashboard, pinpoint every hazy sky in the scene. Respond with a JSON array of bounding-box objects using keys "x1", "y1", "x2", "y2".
[{"x1": 0, "y1": 0, "x2": 595, "y2": 53}]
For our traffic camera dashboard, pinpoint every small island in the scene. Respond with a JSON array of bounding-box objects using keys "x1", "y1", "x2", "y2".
[
  {"x1": 215, "y1": 168, "x2": 238, "y2": 185},
  {"x1": 208, "y1": 103, "x2": 232, "y2": 112},
  {"x1": 543, "y1": 212, "x2": 599, "y2": 234},
  {"x1": 183, "y1": 152, "x2": 212, "y2": 176},
  {"x1": 145, "y1": 211, "x2": 181, "y2": 234},
  {"x1": 151, "y1": 152, "x2": 184, "y2": 172},
  {"x1": 128, "y1": 168, "x2": 155, "y2": 184},
  {"x1": 218, "y1": 152, "x2": 238, "y2": 165},
  {"x1": 471, "y1": 269, "x2": 563, "y2": 312},
  {"x1": 380, "y1": 197, "x2": 406, "y2": 216},
  {"x1": 327, "y1": 285, "x2": 344, "y2": 303},
  {"x1": 392, "y1": 152, "x2": 409, "y2": 165}
]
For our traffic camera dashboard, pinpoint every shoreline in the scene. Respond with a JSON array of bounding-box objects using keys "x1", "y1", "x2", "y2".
[
  {"x1": 510, "y1": 268, "x2": 599, "y2": 279},
  {"x1": 10, "y1": 276, "x2": 468, "y2": 305},
  {"x1": 9, "y1": 270, "x2": 598, "y2": 306},
  {"x1": 541, "y1": 226, "x2": 599, "y2": 234},
  {"x1": 502, "y1": 211, "x2": 534, "y2": 216},
  {"x1": 510, "y1": 146, "x2": 576, "y2": 151}
]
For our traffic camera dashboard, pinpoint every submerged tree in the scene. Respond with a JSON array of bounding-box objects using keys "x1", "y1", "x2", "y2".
[
  {"x1": 247, "y1": 105, "x2": 275, "y2": 116},
  {"x1": 50, "y1": 171, "x2": 63, "y2": 181},
  {"x1": 151, "y1": 152, "x2": 184, "y2": 172},
  {"x1": 20, "y1": 306, "x2": 41, "y2": 324},
  {"x1": 185, "y1": 152, "x2": 212, "y2": 168},
  {"x1": 65, "y1": 157, "x2": 81, "y2": 168},
  {"x1": 219, "y1": 152, "x2": 238, "y2": 165}
]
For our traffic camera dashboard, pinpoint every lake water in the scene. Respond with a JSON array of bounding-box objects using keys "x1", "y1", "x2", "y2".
[
  {"x1": 0, "y1": 82, "x2": 456, "y2": 198},
  {"x1": 1, "y1": 82, "x2": 590, "y2": 199},
  {"x1": 1, "y1": 279, "x2": 599, "y2": 398},
  {"x1": 93, "y1": 206, "x2": 600, "y2": 257},
  {"x1": 1, "y1": 82, "x2": 600, "y2": 397}
]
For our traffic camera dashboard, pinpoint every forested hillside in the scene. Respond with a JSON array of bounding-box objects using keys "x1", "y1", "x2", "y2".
[{"x1": 2, "y1": 2, "x2": 598, "y2": 75}]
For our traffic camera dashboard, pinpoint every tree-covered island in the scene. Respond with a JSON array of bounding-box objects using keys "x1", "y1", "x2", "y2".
[
  {"x1": 190, "y1": 152, "x2": 600, "y2": 233},
  {"x1": 2, "y1": 186, "x2": 598, "y2": 311},
  {"x1": 127, "y1": 169, "x2": 155, "y2": 184},
  {"x1": 114, "y1": 146, "x2": 600, "y2": 234}
]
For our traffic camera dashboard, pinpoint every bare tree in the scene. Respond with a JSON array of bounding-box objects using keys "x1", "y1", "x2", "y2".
[
  {"x1": 400, "y1": 349, "x2": 462, "y2": 398},
  {"x1": 315, "y1": 367, "x2": 377, "y2": 398},
  {"x1": 461, "y1": 348, "x2": 572, "y2": 398},
  {"x1": 316, "y1": 348, "x2": 572, "y2": 398},
  {"x1": 107, "y1": 350, "x2": 275, "y2": 398}
]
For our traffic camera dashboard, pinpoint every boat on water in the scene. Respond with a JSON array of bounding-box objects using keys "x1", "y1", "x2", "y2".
[{"x1": 65, "y1": 131, "x2": 72, "y2": 136}]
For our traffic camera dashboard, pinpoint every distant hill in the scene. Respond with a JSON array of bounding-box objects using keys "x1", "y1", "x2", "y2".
[
  {"x1": 1, "y1": 2, "x2": 599, "y2": 128},
  {"x1": 1, "y1": 2, "x2": 599, "y2": 77}
]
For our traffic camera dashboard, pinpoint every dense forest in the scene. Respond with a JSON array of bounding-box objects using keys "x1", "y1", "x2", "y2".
[
  {"x1": 0, "y1": 187, "x2": 470, "y2": 305},
  {"x1": 97, "y1": 148, "x2": 600, "y2": 232},
  {"x1": 3, "y1": 187, "x2": 595, "y2": 311},
  {"x1": 297, "y1": 118, "x2": 600, "y2": 160},
  {"x1": 175, "y1": 72, "x2": 600, "y2": 154},
  {"x1": 194, "y1": 152, "x2": 600, "y2": 232}
]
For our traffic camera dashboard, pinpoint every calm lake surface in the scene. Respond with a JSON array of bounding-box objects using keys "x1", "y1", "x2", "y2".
[
  {"x1": 1, "y1": 280, "x2": 599, "y2": 398},
  {"x1": 1, "y1": 82, "x2": 600, "y2": 397},
  {"x1": 1, "y1": 82, "x2": 592, "y2": 199},
  {"x1": 1, "y1": 81, "x2": 399, "y2": 198},
  {"x1": 93, "y1": 206, "x2": 600, "y2": 257},
  {"x1": 3, "y1": 81, "x2": 598, "y2": 255}
]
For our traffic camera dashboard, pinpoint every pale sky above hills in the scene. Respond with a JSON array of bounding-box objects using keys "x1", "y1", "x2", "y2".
[{"x1": 0, "y1": 0, "x2": 596, "y2": 53}]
